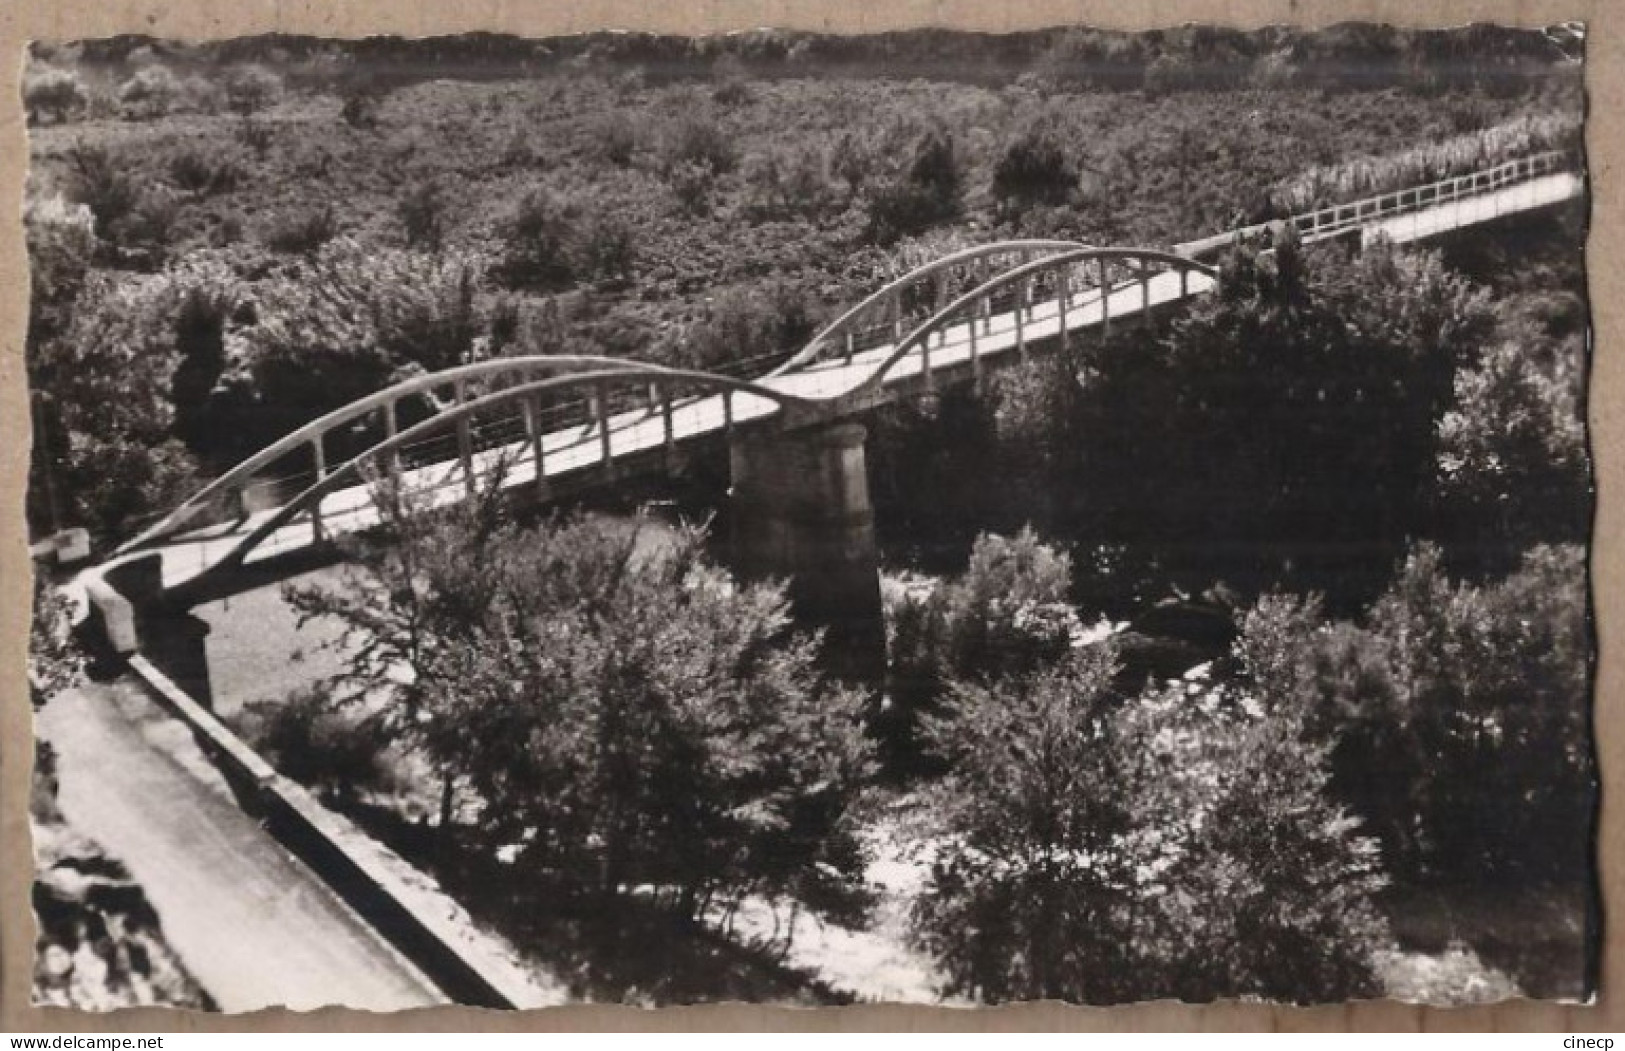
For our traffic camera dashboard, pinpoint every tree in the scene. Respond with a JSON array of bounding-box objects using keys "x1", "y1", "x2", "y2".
[
  {"x1": 1059, "y1": 236, "x2": 1494, "y2": 606},
  {"x1": 286, "y1": 493, "x2": 876, "y2": 921},
  {"x1": 222, "y1": 64, "x2": 282, "y2": 116},
  {"x1": 911, "y1": 641, "x2": 1390, "y2": 1003},
  {"x1": 883, "y1": 528, "x2": 1080, "y2": 770},
  {"x1": 864, "y1": 127, "x2": 962, "y2": 245},
  {"x1": 1238, "y1": 543, "x2": 1595, "y2": 889},
  {"x1": 992, "y1": 122, "x2": 1076, "y2": 210},
  {"x1": 23, "y1": 68, "x2": 89, "y2": 124}
]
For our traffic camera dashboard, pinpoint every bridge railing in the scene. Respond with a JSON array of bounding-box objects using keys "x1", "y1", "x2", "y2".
[
  {"x1": 170, "y1": 366, "x2": 815, "y2": 597},
  {"x1": 767, "y1": 240, "x2": 1089, "y2": 378},
  {"x1": 1177, "y1": 149, "x2": 1575, "y2": 258},
  {"x1": 846, "y1": 247, "x2": 1218, "y2": 401}
]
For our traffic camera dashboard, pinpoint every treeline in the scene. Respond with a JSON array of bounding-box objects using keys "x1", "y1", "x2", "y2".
[{"x1": 34, "y1": 22, "x2": 1580, "y2": 98}]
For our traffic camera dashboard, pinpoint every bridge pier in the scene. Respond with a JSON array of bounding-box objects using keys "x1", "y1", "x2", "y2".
[{"x1": 729, "y1": 422, "x2": 886, "y2": 683}]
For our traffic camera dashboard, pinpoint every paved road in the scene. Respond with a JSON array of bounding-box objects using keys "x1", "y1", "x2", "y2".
[{"x1": 36, "y1": 678, "x2": 447, "y2": 1012}]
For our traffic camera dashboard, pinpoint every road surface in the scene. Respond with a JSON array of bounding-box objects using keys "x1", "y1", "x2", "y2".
[{"x1": 35, "y1": 678, "x2": 447, "y2": 1012}]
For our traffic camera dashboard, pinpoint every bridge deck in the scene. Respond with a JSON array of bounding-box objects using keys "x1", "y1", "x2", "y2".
[{"x1": 93, "y1": 161, "x2": 1584, "y2": 599}]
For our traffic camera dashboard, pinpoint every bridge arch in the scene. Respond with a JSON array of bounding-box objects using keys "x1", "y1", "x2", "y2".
[
  {"x1": 842, "y1": 246, "x2": 1219, "y2": 403},
  {"x1": 767, "y1": 239, "x2": 1091, "y2": 378},
  {"x1": 169, "y1": 365, "x2": 814, "y2": 600}
]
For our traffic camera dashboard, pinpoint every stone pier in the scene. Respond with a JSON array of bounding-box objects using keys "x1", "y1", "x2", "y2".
[{"x1": 729, "y1": 422, "x2": 886, "y2": 683}]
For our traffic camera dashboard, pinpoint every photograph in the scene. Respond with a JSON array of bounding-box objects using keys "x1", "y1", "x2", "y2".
[{"x1": 20, "y1": 20, "x2": 1597, "y2": 1012}]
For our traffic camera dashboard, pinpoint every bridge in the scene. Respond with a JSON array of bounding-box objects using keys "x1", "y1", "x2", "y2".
[{"x1": 81, "y1": 149, "x2": 1584, "y2": 693}]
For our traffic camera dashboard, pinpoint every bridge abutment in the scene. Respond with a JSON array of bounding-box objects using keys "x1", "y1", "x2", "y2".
[
  {"x1": 87, "y1": 553, "x2": 215, "y2": 707},
  {"x1": 729, "y1": 422, "x2": 886, "y2": 683}
]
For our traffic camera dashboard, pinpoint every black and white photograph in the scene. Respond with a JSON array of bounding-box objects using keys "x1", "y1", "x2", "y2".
[{"x1": 20, "y1": 20, "x2": 1597, "y2": 1012}]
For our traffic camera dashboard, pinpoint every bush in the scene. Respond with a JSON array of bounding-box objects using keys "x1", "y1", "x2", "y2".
[
  {"x1": 499, "y1": 189, "x2": 577, "y2": 289},
  {"x1": 666, "y1": 160, "x2": 715, "y2": 217},
  {"x1": 864, "y1": 127, "x2": 961, "y2": 244},
  {"x1": 883, "y1": 528, "x2": 1079, "y2": 765},
  {"x1": 23, "y1": 194, "x2": 97, "y2": 335},
  {"x1": 117, "y1": 65, "x2": 183, "y2": 120},
  {"x1": 1239, "y1": 543, "x2": 1594, "y2": 889},
  {"x1": 243, "y1": 688, "x2": 392, "y2": 804},
  {"x1": 227, "y1": 239, "x2": 483, "y2": 453},
  {"x1": 26, "y1": 265, "x2": 222, "y2": 541},
  {"x1": 674, "y1": 281, "x2": 816, "y2": 372},
  {"x1": 167, "y1": 146, "x2": 244, "y2": 197},
  {"x1": 287, "y1": 510, "x2": 877, "y2": 920},
  {"x1": 992, "y1": 122, "x2": 1076, "y2": 209},
  {"x1": 262, "y1": 204, "x2": 340, "y2": 255},
  {"x1": 24, "y1": 68, "x2": 89, "y2": 124},
  {"x1": 1435, "y1": 339, "x2": 1590, "y2": 558},
  {"x1": 659, "y1": 114, "x2": 736, "y2": 176},
  {"x1": 596, "y1": 112, "x2": 638, "y2": 166},
  {"x1": 397, "y1": 177, "x2": 449, "y2": 252},
  {"x1": 222, "y1": 63, "x2": 282, "y2": 116},
  {"x1": 64, "y1": 144, "x2": 139, "y2": 235},
  {"x1": 912, "y1": 643, "x2": 1390, "y2": 1003}
]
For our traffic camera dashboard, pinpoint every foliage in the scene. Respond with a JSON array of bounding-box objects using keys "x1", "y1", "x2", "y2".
[
  {"x1": 23, "y1": 194, "x2": 97, "y2": 343},
  {"x1": 658, "y1": 114, "x2": 737, "y2": 176},
  {"x1": 29, "y1": 576, "x2": 84, "y2": 705},
  {"x1": 262, "y1": 204, "x2": 341, "y2": 255},
  {"x1": 286, "y1": 503, "x2": 876, "y2": 919},
  {"x1": 63, "y1": 144, "x2": 140, "y2": 237},
  {"x1": 673, "y1": 282, "x2": 816, "y2": 372},
  {"x1": 1270, "y1": 113, "x2": 1583, "y2": 216},
  {"x1": 864, "y1": 127, "x2": 962, "y2": 245},
  {"x1": 912, "y1": 643, "x2": 1391, "y2": 1003},
  {"x1": 883, "y1": 529, "x2": 1080, "y2": 767},
  {"x1": 992, "y1": 121, "x2": 1076, "y2": 210},
  {"x1": 222, "y1": 64, "x2": 282, "y2": 116},
  {"x1": 499, "y1": 189, "x2": 578, "y2": 289},
  {"x1": 25, "y1": 266, "x2": 211, "y2": 541},
  {"x1": 24, "y1": 68, "x2": 89, "y2": 124},
  {"x1": 166, "y1": 145, "x2": 244, "y2": 197},
  {"x1": 1435, "y1": 337, "x2": 1590, "y2": 560},
  {"x1": 117, "y1": 66, "x2": 183, "y2": 120},
  {"x1": 1055, "y1": 235, "x2": 1494, "y2": 605},
  {"x1": 397, "y1": 177, "x2": 449, "y2": 252},
  {"x1": 241, "y1": 687, "x2": 392, "y2": 804},
  {"x1": 221, "y1": 239, "x2": 482, "y2": 452},
  {"x1": 1236, "y1": 543, "x2": 1594, "y2": 889}
]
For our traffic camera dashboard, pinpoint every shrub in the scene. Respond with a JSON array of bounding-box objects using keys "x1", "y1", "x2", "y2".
[
  {"x1": 23, "y1": 68, "x2": 88, "y2": 124},
  {"x1": 576, "y1": 212, "x2": 636, "y2": 286},
  {"x1": 992, "y1": 122, "x2": 1076, "y2": 209},
  {"x1": 499, "y1": 189, "x2": 577, "y2": 289},
  {"x1": 884, "y1": 529, "x2": 1079, "y2": 751},
  {"x1": 262, "y1": 204, "x2": 340, "y2": 255},
  {"x1": 339, "y1": 83, "x2": 381, "y2": 128},
  {"x1": 23, "y1": 194, "x2": 97, "y2": 330},
  {"x1": 108, "y1": 187, "x2": 184, "y2": 263},
  {"x1": 242, "y1": 688, "x2": 392, "y2": 804},
  {"x1": 25, "y1": 265, "x2": 222, "y2": 541},
  {"x1": 166, "y1": 145, "x2": 244, "y2": 197},
  {"x1": 912, "y1": 643, "x2": 1390, "y2": 1003},
  {"x1": 742, "y1": 146, "x2": 835, "y2": 221},
  {"x1": 63, "y1": 144, "x2": 139, "y2": 235},
  {"x1": 659, "y1": 114, "x2": 736, "y2": 175},
  {"x1": 1435, "y1": 339, "x2": 1590, "y2": 557},
  {"x1": 397, "y1": 177, "x2": 449, "y2": 252},
  {"x1": 229, "y1": 240, "x2": 483, "y2": 451},
  {"x1": 864, "y1": 127, "x2": 962, "y2": 244},
  {"x1": 222, "y1": 63, "x2": 282, "y2": 116},
  {"x1": 666, "y1": 160, "x2": 715, "y2": 217},
  {"x1": 596, "y1": 112, "x2": 639, "y2": 166},
  {"x1": 117, "y1": 65, "x2": 183, "y2": 121},
  {"x1": 674, "y1": 281, "x2": 816, "y2": 372},
  {"x1": 235, "y1": 114, "x2": 274, "y2": 157},
  {"x1": 1239, "y1": 543, "x2": 1595, "y2": 889}
]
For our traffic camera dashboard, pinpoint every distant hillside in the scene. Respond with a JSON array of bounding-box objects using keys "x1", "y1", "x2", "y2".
[{"x1": 33, "y1": 22, "x2": 1581, "y2": 94}]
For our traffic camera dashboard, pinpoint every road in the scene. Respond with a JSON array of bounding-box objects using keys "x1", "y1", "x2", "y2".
[{"x1": 35, "y1": 678, "x2": 447, "y2": 1012}]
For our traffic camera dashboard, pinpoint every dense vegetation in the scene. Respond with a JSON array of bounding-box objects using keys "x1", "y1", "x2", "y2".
[{"x1": 24, "y1": 25, "x2": 1593, "y2": 1004}]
